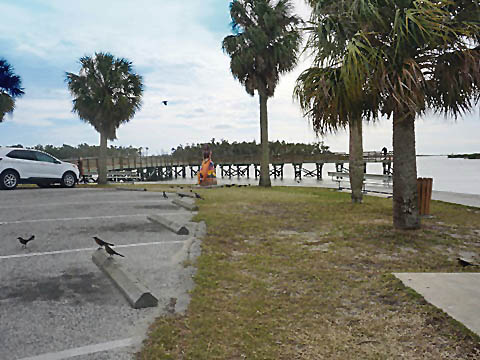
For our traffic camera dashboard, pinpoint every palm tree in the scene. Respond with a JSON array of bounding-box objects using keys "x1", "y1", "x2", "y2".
[
  {"x1": 295, "y1": 2, "x2": 379, "y2": 203},
  {"x1": 66, "y1": 53, "x2": 143, "y2": 184},
  {"x1": 295, "y1": 66, "x2": 376, "y2": 203},
  {"x1": 0, "y1": 59, "x2": 24, "y2": 122},
  {"x1": 222, "y1": 0, "x2": 302, "y2": 187},
  {"x1": 306, "y1": 0, "x2": 480, "y2": 229}
]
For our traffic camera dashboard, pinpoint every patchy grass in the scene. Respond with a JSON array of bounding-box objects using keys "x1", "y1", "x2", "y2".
[{"x1": 131, "y1": 185, "x2": 480, "y2": 359}]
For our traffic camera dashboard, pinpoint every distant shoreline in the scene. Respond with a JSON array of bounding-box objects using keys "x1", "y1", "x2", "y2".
[{"x1": 447, "y1": 153, "x2": 480, "y2": 159}]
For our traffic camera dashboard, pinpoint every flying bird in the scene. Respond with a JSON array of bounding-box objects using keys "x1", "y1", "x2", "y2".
[
  {"x1": 163, "y1": 191, "x2": 168, "y2": 199},
  {"x1": 104, "y1": 244, "x2": 125, "y2": 258},
  {"x1": 18, "y1": 235, "x2": 35, "y2": 249},
  {"x1": 93, "y1": 236, "x2": 114, "y2": 250},
  {"x1": 162, "y1": 101, "x2": 168, "y2": 106}
]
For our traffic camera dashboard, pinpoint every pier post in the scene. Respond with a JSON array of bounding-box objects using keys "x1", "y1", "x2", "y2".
[
  {"x1": 316, "y1": 163, "x2": 324, "y2": 180},
  {"x1": 293, "y1": 163, "x2": 302, "y2": 180},
  {"x1": 254, "y1": 165, "x2": 260, "y2": 179}
]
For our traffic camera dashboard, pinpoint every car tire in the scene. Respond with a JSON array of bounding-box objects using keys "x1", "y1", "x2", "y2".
[
  {"x1": 1, "y1": 170, "x2": 19, "y2": 190},
  {"x1": 61, "y1": 172, "x2": 76, "y2": 188}
]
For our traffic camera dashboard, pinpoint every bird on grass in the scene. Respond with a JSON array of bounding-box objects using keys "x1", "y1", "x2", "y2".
[
  {"x1": 194, "y1": 192, "x2": 204, "y2": 200},
  {"x1": 163, "y1": 191, "x2": 168, "y2": 199},
  {"x1": 93, "y1": 236, "x2": 114, "y2": 250},
  {"x1": 18, "y1": 235, "x2": 35, "y2": 249},
  {"x1": 457, "y1": 257, "x2": 479, "y2": 267},
  {"x1": 104, "y1": 244, "x2": 125, "y2": 258},
  {"x1": 162, "y1": 101, "x2": 168, "y2": 106}
]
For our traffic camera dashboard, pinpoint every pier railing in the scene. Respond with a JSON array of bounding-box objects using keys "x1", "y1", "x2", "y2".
[{"x1": 66, "y1": 151, "x2": 393, "y2": 178}]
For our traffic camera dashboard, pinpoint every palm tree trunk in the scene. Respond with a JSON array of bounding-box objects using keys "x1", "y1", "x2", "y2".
[
  {"x1": 349, "y1": 117, "x2": 363, "y2": 203},
  {"x1": 98, "y1": 131, "x2": 108, "y2": 185},
  {"x1": 392, "y1": 112, "x2": 420, "y2": 230},
  {"x1": 259, "y1": 91, "x2": 271, "y2": 187}
]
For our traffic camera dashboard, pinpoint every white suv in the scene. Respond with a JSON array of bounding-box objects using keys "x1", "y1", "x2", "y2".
[{"x1": 0, "y1": 147, "x2": 80, "y2": 190}]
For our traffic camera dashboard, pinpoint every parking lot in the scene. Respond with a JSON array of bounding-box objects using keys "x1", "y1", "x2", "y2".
[{"x1": 0, "y1": 187, "x2": 198, "y2": 360}]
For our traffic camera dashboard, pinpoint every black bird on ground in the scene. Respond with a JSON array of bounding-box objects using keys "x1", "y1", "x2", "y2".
[
  {"x1": 104, "y1": 244, "x2": 125, "y2": 258},
  {"x1": 194, "y1": 192, "x2": 204, "y2": 200},
  {"x1": 163, "y1": 191, "x2": 168, "y2": 199},
  {"x1": 457, "y1": 257, "x2": 479, "y2": 267},
  {"x1": 162, "y1": 101, "x2": 168, "y2": 106},
  {"x1": 18, "y1": 235, "x2": 35, "y2": 249},
  {"x1": 93, "y1": 236, "x2": 114, "y2": 250}
]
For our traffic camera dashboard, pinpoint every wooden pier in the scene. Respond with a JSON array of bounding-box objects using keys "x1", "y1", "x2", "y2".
[{"x1": 68, "y1": 151, "x2": 393, "y2": 183}]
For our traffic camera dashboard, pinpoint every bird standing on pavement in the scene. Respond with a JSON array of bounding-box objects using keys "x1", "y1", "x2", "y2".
[
  {"x1": 18, "y1": 235, "x2": 35, "y2": 249},
  {"x1": 93, "y1": 236, "x2": 114, "y2": 250},
  {"x1": 104, "y1": 244, "x2": 125, "y2": 258},
  {"x1": 163, "y1": 191, "x2": 168, "y2": 199}
]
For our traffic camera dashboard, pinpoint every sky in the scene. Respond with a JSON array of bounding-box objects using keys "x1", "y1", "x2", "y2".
[{"x1": 0, "y1": 0, "x2": 478, "y2": 155}]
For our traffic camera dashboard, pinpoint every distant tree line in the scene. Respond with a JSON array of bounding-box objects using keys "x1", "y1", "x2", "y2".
[
  {"x1": 171, "y1": 139, "x2": 331, "y2": 161},
  {"x1": 5, "y1": 140, "x2": 331, "y2": 161},
  {"x1": 6, "y1": 143, "x2": 141, "y2": 159},
  {"x1": 448, "y1": 153, "x2": 480, "y2": 159}
]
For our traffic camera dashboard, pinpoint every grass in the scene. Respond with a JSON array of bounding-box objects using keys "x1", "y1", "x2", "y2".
[{"x1": 134, "y1": 185, "x2": 480, "y2": 359}]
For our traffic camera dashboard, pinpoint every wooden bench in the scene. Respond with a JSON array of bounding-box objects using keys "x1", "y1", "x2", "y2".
[{"x1": 328, "y1": 172, "x2": 392, "y2": 192}]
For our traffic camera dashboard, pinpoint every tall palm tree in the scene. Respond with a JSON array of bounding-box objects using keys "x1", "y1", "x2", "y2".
[
  {"x1": 295, "y1": 1, "x2": 380, "y2": 203},
  {"x1": 295, "y1": 66, "x2": 377, "y2": 203},
  {"x1": 66, "y1": 52, "x2": 143, "y2": 184},
  {"x1": 0, "y1": 59, "x2": 24, "y2": 122},
  {"x1": 306, "y1": 0, "x2": 480, "y2": 229},
  {"x1": 222, "y1": 0, "x2": 302, "y2": 187}
]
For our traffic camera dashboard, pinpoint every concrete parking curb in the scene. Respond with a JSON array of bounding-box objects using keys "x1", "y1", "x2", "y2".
[
  {"x1": 92, "y1": 250, "x2": 158, "y2": 309},
  {"x1": 172, "y1": 198, "x2": 198, "y2": 211},
  {"x1": 147, "y1": 214, "x2": 190, "y2": 235}
]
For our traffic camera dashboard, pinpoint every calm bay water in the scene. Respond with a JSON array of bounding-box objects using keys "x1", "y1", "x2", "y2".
[{"x1": 157, "y1": 156, "x2": 480, "y2": 195}]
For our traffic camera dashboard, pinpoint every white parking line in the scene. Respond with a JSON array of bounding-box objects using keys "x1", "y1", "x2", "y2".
[
  {"x1": 0, "y1": 199, "x2": 167, "y2": 210},
  {"x1": 0, "y1": 240, "x2": 188, "y2": 260},
  {"x1": 0, "y1": 212, "x2": 188, "y2": 225},
  {"x1": 18, "y1": 337, "x2": 140, "y2": 360}
]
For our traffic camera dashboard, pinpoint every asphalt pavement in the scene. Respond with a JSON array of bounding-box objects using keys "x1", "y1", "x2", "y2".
[{"x1": 0, "y1": 187, "x2": 199, "y2": 360}]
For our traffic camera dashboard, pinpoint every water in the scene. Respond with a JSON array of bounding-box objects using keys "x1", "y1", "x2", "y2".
[{"x1": 149, "y1": 156, "x2": 480, "y2": 195}]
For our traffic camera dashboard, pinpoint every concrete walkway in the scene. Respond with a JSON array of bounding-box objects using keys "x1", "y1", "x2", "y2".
[
  {"x1": 344, "y1": 183, "x2": 480, "y2": 208},
  {"x1": 432, "y1": 190, "x2": 480, "y2": 208},
  {"x1": 394, "y1": 273, "x2": 480, "y2": 336}
]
